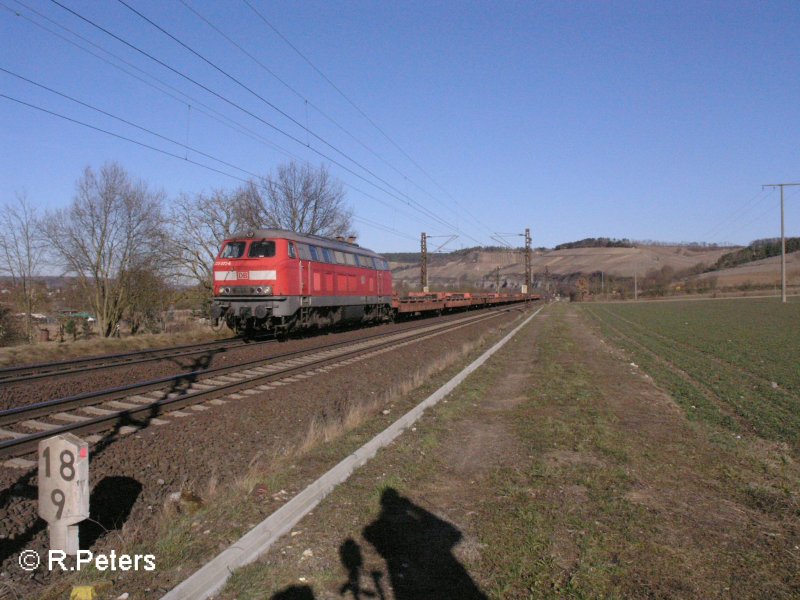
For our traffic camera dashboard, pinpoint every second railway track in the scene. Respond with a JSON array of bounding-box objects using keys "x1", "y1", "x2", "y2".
[
  {"x1": 0, "y1": 334, "x2": 276, "y2": 385},
  {"x1": 0, "y1": 309, "x2": 511, "y2": 461}
]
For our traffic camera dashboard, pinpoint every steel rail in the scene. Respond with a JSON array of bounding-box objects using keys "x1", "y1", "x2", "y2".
[
  {"x1": 0, "y1": 314, "x2": 477, "y2": 426},
  {"x1": 0, "y1": 335, "x2": 274, "y2": 385},
  {"x1": 0, "y1": 310, "x2": 509, "y2": 458}
]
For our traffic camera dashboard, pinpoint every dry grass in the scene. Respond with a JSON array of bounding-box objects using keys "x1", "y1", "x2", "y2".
[
  {"x1": 0, "y1": 323, "x2": 231, "y2": 368},
  {"x1": 296, "y1": 335, "x2": 490, "y2": 456}
]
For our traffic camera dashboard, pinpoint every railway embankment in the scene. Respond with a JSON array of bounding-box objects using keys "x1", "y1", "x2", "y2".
[
  {"x1": 207, "y1": 304, "x2": 796, "y2": 599},
  {"x1": 1, "y1": 307, "x2": 526, "y2": 599}
]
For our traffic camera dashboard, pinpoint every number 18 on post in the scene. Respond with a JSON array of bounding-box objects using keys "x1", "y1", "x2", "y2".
[{"x1": 38, "y1": 433, "x2": 90, "y2": 555}]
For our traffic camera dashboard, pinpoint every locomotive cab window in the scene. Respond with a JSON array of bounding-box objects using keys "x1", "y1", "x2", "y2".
[
  {"x1": 297, "y1": 244, "x2": 312, "y2": 260},
  {"x1": 248, "y1": 241, "x2": 276, "y2": 258},
  {"x1": 220, "y1": 241, "x2": 246, "y2": 258},
  {"x1": 288, "y1": 242, "x2": 296, "y2": 259}
]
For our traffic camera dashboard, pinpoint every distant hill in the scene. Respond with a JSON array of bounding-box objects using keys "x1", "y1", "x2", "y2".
[
  {"x1": 711, "y1": 237, "x2": 800, "y2": 271},
  {"x1": 389, "y1": 243, "x2": 738, "y2": 292},
  {"x1": 554, "y1": 238, "x2": 634, "y2": 250}
]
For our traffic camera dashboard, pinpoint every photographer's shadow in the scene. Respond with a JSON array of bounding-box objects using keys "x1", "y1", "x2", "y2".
[{"x1": 360, "y1": 488, "x2": 486, "y2": 600}]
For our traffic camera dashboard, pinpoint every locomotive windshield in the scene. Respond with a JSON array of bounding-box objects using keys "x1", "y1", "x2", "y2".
[
  {"x1": 220, "y1": 241, "x2": 246, "y2": 258},
  {"x1": 248, "y1": 240, "x2": 276, "y2": 258}
]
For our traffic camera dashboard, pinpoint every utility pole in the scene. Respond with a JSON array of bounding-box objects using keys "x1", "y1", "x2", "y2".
[
  {"x1": 544, "y1": 266, "x2": 550, "y2": 298},
  {"x1": 762, "y1": 183, "x2": 799, "y2": 303},
  {"x1": 420, "y1": 232, "x2": 428, "y2": 292},
  {"x1": 493, "y1": 228, "x2": 532, "y2": 295},
  {"x1": 634, "y1": 270, "x2": 638, "y2": 301},
  {"x1": 495, "y1": 266, "x2": 501, "y2": 290},
  {"x1": 419, "y1": 233, "x2": 457, "y2": 293},
  {"x1": 524, "y1": 228, "x2": 532, "y2": 295}
]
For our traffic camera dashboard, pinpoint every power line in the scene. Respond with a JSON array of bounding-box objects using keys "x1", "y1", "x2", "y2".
[
  {"x1": 0, "y1": 67, "x2": 263, "y2": 179},
  {"x1": 240, "y1": 0, "x2": 492, "y2": 238},
  {"x1": 0, "y1": 86, "x2": 433, "y2": 235},
  {"x1": 1, "y1": 94, "x2": 249, "y2": 182},
  {"x1": 5, "y1": 0, "x2": 299, "y2": 161},
  {"x1": 352, "y1": 216, "x2": 418, "y2": 242},
  {"x1": 176, "y1": 0, "x2": 424, "y2": 199},
  {"x1": 48, "y1": 0, "x2": 467, "y2": 238},
  {"x1": 702, "y1": 187, "x2": 772, "y2": 242},
  {"x1": 174, "y1": 0, "x2": 493, "y2": 241},
  {"x1": 6, "y1": 0, "x2": 487, "y2": 243},
  {"x1": 3, "y1": 1, "x2": 442, "y2": 234},
  {"x1": 113, "y1": 0, "x2": 474, "y2": 241}
]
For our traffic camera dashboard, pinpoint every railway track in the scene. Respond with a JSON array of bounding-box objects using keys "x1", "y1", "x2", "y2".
[
  {"x1": 0, "y1": 335, "x2": 275, "y2": 385},
  {"x1": 0, "y1": 309, "x2": 510, "y2": 462}
]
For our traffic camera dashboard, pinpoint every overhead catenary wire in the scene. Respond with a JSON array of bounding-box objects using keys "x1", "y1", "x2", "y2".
[
  {"x1": 0, "y1": 86, "x2": 436, "y2": 237},
  {"x1": 9, "y1": 0, "x2": 491, "y2": 243},
  {"x1": 3, "y1": 0, "x2": 443, "y2": 232},
  {"x1": 5, "y1": 0, "x2": 300, "y2": 160},
  {"x1": 0, "y1": 67, "x2": 262, "y2": 180},
  {"x1": 182, "y1": 0, "x2": 490, "y2": 238},
  {"x1": 0, "y1": 94, "x2": 249, "y2": 182},
  {"x1": 0, "y1": 36, "x2": 435, "y2": 235},
  {"x1": 7, "y1": 0, "x2": 495, "y2": 243},
  {"x1": 240, "y1": 0, "x2": 493, "y2": 239},
  {"x1": 47, "y1": 0, "x2": 470, "y2": 240},
  {"x1": 351, "y1": 216, "x2": 418, "y2": 242},
  {"x1": 112, "y1": 0, "x2": 477, "y2": 242}
]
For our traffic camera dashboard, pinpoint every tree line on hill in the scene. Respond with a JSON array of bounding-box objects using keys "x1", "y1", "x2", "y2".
[
  {"x1": 0, "y1": 160, "x2": 352, "y2": 344},
  {"x1": 711, "y1": 237, "x2": 800, "y2": 270}
]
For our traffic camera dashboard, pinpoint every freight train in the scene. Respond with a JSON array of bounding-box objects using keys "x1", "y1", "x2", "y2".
[{"x1": 210, "y1": 229, "x2": 532, "y2": 334}]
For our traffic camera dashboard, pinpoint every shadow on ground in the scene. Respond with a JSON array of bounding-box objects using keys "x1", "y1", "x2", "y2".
[{"x1": 270, "y1": 488, "x2": 487, "y2": 600}]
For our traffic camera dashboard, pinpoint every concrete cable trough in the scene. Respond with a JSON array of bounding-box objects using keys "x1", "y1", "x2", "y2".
[{"x1": 162, "y1": 305, "x2": 544, "y2": 600}]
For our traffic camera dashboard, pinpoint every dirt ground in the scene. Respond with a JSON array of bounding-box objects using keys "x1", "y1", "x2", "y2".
[
  {"x1": 220, "y1": 303, "x2": 799, "y2": 599},
  {"x1": 0, "y1": 309, "x2": 523, "y2": 599}
]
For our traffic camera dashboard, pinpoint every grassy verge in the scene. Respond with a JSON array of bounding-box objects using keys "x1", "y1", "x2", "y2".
[
  {"x1": 0, "y1": 324, "x2": 230, "y2": 368},
  {"x1": 221, "y1": 303, "x2": 799, "y2": 599}
]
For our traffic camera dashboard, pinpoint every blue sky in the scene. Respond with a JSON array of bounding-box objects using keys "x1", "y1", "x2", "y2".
[{"x1": 1, "y1": 0, "x2": 798, "y2": 252}]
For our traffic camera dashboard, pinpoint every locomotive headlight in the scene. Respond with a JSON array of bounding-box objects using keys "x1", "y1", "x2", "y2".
[
  {"x1": 222, "y1": 287, "x2": 231, "y2": 294},
  {"x1": 263, "y1": 285, "x2": 273, "y2": 295}
]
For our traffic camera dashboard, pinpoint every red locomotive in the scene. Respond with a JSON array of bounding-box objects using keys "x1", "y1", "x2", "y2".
[
  {"x1": 210, "y1": 229, "x2": 536, "y2": 334},
  {"x1": 211, "y1": 229, "x2": 394, "y2": 334}
]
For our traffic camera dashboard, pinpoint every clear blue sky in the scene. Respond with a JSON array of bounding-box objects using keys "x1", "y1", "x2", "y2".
[{"x1": 1, "y1": 0, "x2": 798, "y2": 252}]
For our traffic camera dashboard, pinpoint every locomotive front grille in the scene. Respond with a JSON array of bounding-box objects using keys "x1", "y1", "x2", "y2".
[{"x1": 218, "y1": 285, "x2": 273, "y2": 296}]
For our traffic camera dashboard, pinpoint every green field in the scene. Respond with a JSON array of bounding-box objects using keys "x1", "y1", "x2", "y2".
[{"x1": 583, "y1": 297, "x2": 800, "y2": 449}]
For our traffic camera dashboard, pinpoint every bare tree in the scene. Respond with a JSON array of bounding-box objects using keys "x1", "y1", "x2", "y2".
[
  {"x1": 46, "y1": 163, "x2": 167, "y2": 337},
  {"x1": 240, "y1": 162, "x2": 353, "y2": 237},
  {"x1": 125, "y1": 266, "x2": 170, "y2": 335},
  {"x1": 0, "y1": 192, "x2": 47, "y2": 342},
  {"x1": 168, "y1": 189, "x2": 245, "y2": 293}
]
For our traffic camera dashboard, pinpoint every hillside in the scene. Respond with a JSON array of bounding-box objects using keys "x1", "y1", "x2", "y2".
[
  {"x1": 390, "y1": 244, "x2": 737, "y2": 291},
  {"x1": 694, "y1": 250, "x2": 800, "y2": 288}
]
